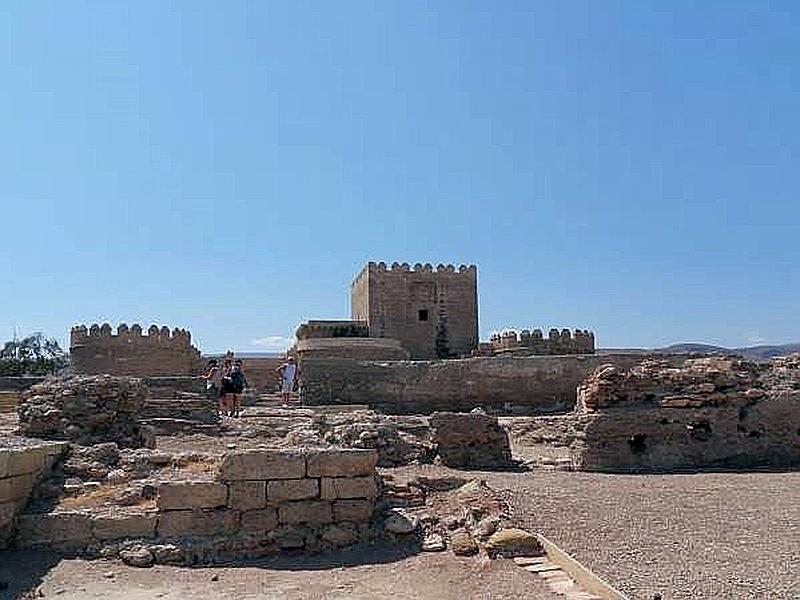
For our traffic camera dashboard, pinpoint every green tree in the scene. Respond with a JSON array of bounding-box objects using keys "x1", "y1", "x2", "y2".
[{"x1": 0, "y1": 332, "x2": 67, "y2": 376}]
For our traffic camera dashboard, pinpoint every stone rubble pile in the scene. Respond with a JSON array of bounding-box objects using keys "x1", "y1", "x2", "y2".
[
  {"x1": 18, "y1": 376, "x2": 148, "y2": 447},
  {"x1": 380, "y1": 474, "x2": 543, "y2": 560}
]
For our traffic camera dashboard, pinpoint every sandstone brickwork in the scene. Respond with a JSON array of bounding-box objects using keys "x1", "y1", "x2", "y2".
[
  {"x1": 18, "y1": 375, "x2": 148, "y2": 446},
  {"x1": 0, "y1": 439, "x2": 67, "y2": 548},
  {"x1": 351, "y1": 262, "x2": 479, "y2": 359},
  {"x1": 70, "y1": 323, "x2": 203, "y2": 377},
  {"x1": 14, "y1": 447, "x2": 380, "y2": 562}
]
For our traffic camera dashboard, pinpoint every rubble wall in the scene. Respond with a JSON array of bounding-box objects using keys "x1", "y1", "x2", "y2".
[
  {"x1": 299, "y1": 354, "x2": 654, "y2": 414},
  {"x1": 571, "y1": 356, "x2": 800, "y2": 471},
  {"x1": 18, "y1": 376, "x2": 149, "y2": 447},
  {"x1": 0, "y1": 440, "x2": 68, "y2": 548},
  {"x1": 15, "y1": 448, "x2": 379, "y2": 561}
]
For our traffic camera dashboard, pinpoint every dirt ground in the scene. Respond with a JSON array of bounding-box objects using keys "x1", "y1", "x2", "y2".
[
  {"x1": 388, "y1": 464, "x2": 800, "y2": 600},
  {"x1": 0, "y1": 545, "x2": 561, "y2": 600}
]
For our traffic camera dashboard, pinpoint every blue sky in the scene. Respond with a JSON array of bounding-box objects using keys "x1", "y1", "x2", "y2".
[{"x1": 1, "y1": 1, "x2": 798, "y2": 353}]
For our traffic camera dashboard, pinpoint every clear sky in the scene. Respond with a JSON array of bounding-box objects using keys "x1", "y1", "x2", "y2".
[{"x1": 1, "y1": 1, "x2": 798, "y2": 353}]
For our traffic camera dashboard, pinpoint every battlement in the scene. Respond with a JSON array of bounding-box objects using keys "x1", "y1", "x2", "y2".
[
  {"x1": 489, "y1": 328, "x2": 595, "y2": 356},
  {"x1": 70, "y1": 323, "x2": 193, "y2": 346},
  {"x1": 69, "y1": 323, "x2": 202, "y2": 376},
  {"x1": 353, "y1": 261, "x2": 477, "y2": 286}
]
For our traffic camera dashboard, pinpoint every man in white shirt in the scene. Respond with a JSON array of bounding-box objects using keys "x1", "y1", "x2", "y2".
[{"x1": 277, "y1": 356, "x2": 298, "y2": 403}]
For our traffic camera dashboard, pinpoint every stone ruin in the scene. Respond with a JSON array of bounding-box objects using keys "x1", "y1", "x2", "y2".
[
  {"x1": 18, "y1": 376, "x2": 148, "y2": 447},
  {"x1": 515, "y1": 355, "x2": 800, "y2": 472},
  {"x1": 430, "y1": 411, "x2": 513, "y2": 469}
]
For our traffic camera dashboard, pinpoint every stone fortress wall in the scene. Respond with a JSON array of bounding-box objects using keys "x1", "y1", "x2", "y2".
[
  {"x1": 299, "y1": 353, "x2": 653, "y2": 414},
  {"x1": 490, "y1": 328, "x2": 595, "y2": 356},
  {"x1": 351, "y1": 262, "x2": 479, "y2": 360},
  {"x1": 70, "y1": 323, "x2": 203, "y2": 377}
]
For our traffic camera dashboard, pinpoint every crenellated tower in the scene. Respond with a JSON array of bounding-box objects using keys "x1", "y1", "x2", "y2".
[{"x1": 351, "y1": 262, "x2": 478, "y2": 359}]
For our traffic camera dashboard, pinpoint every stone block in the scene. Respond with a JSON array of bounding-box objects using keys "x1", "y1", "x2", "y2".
[
  {"x1": 306, "y1": 449, "x2": 377, "y2": 477},
  {"x1": 332, "y1": 499, "x2": 375, "y2": 523},
  {"x1": 0, "y1": 451, "x2": 9, "y2": 479},
  {"x1": 157, "y1": 481, "x2": 227, "y2": 510},
  {"x1": 267, "y1": 478, "x2": 319, "y2": 504},
  {"x1": 157, "y1": 509, "x2": 238, "y2": 538},
  {"x1": 278, "y1": 500, "x2": 333, "y2": 525},
  {"x1": 219, "y1": 450, "x2": 306, "y2": 481},
  {"x1": 228, "y1": 481, "x2": 266, "y2": 510},
  {"x1": 240, "y1": 508, "x2": 278, "y2": 532},
  {"x1": 0, "y1": 473, "x2": 35, "y2": 503},
  {"x1": 8, "y1": 449, "x2": 44, "y2": 477},
  {"x1": 91, "y1": 509, "x2": 157, "y2": 540},
  {"x1": 321, "y1": 523, "x2": 358, "y2": 547},
  {"x1": 320, "y1": 476, "x2": 377, "y2": 500},
  {"x1": 16, "y1": 511, "x2": 92, "y2": 546},
  {"x1": 0, "y1": 501, "x2": 17, "y2": 529}
]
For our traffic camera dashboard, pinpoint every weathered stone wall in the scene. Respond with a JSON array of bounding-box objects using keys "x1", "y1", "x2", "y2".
[
  {"x1": 18, "y1": 376, "x2": 149, "y2": 447},
  {"x1": 15, "y1": 448, "x2": 379, "y2": 561},
  {"x1": 295, "y1": 320, "x2": 370, "y2": 340},
  {"x1": 70, "y1": 323, "x2": 203, "y2": 377},
  {"x1": 490, "y1": 328, "x2": 595, "y2": 356},
  {"x1": 299, "y1": 354, "x2": 653, "y2": 414},
  {"x1": 351, "y1": 262, "x2": 479, "y2": 359},
  {"x1": 568, "y1": 355, "x2": 800, "y2": 471},
  {"x1": 0, "y1": 439, "x2": 68, "y2": 548},
  {"x1": 296, "y1": 338, "x2": 410, "y2": 361}
]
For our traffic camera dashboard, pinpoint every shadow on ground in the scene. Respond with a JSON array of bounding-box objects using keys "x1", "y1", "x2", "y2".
[
  {"x1": 0, "y1": 541, "x2": 421, "y2": 599},
  {"x1": 0, "y1": 550, "x2": 61, "y2": 600}
]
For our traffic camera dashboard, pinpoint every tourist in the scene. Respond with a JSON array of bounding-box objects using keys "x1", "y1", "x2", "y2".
[
  {"x1": 277, "y1": 356, "x2": 299, "y2": 404},
  {"x1": 219, "y1": 357, "x2": 233, "y2": 417},
  {"x1": 204, "y1": 359, "x2": 222, "y2": 402},
  {"x1": 228, "y1": 359, "x2": 248, "y2": 417}
]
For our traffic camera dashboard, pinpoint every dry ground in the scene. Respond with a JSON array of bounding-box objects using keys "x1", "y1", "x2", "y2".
[
  {"x1": 389, "y1": 465, "x2": 800, "y2": 600},
  {"x1": 0, "y1": 546, "x2": 561, "y2": 600}
]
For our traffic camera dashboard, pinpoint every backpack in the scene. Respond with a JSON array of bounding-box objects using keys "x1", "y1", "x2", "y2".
[{"x1": 230, "y1": 370, "x2": 246, "y2": 391}]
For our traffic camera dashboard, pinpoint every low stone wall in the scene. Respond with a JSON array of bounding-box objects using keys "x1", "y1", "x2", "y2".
[
  {"x1": 15, "y1": 448, "x2": 379, "y2": 562},
  {"x1": 1, "y1": 439, "x2": 68, "y2": 548},
  {"x1": 299, "y1": 354, "x2": 656, "y2": 414},
  {"x1": 0, "y1": 376, "x2": 45, "y2": 392}
]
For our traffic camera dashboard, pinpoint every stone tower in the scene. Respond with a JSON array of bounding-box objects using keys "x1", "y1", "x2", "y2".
[{"x1": 351, "y1": 262, "x2": 478, "y2": 359}]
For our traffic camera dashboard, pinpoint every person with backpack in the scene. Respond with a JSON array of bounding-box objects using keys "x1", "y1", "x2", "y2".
[
  {"x1": 219, "y1": 357, "x2": 233, "y2": 417},
  {"x1": 228, "y1": 359, "x2": 248, "y2": 418}
]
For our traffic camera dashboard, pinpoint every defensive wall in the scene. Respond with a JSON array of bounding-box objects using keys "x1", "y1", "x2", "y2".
[
  {"x1": 351, "y1": 262, "x2": 479, "y2": 360},
  {"x1": 298, "y1": 354, "x2": 655, "y2": 414},
  {"x1": 490, "y1": 328, "x2": 595, "y2": 356},
  {"x1": 70, "y1": 323, "x2": 203, "y2": 377}
]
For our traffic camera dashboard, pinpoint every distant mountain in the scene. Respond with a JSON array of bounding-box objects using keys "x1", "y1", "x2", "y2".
[{"x1": 601, "y1": 343, "x2": 800, "y2": 362}]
